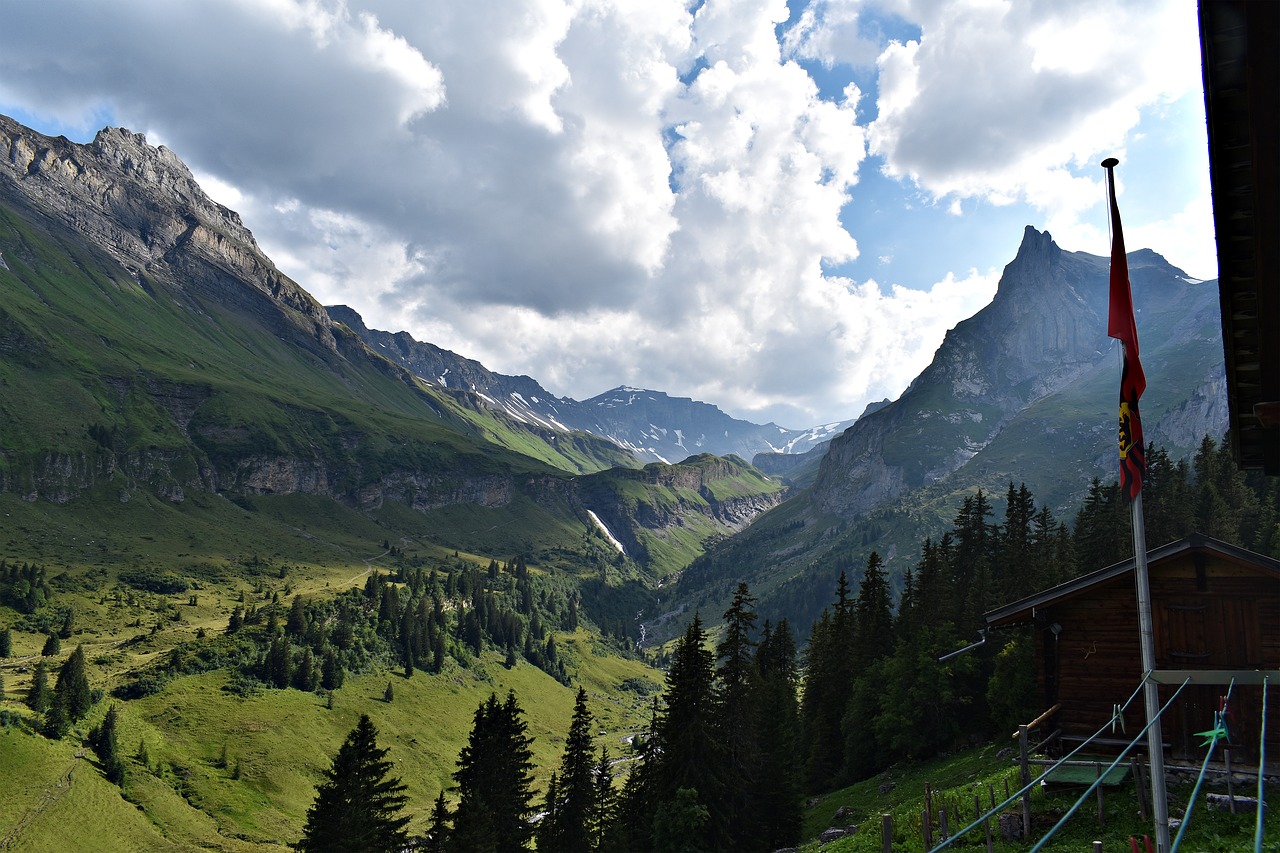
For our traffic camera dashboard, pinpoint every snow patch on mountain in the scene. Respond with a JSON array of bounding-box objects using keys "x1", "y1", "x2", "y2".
[{"x1": 586, "y1": 510, "x2": 626, "y2": 555}]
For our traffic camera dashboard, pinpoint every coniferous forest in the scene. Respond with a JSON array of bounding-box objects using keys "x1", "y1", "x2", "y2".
[{"x1": 292, "y1": 433, "x2": 1273, "y2": 852}]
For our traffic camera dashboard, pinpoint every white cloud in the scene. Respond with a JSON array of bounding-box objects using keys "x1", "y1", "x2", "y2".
[{"x1": 0, "y1": 0, "x2": 1210, "y2": 425}]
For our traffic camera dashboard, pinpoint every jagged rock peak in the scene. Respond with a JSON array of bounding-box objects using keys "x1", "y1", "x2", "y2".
[{"x1": 0, "y1": 112, "x2": 334, "y2": 352}]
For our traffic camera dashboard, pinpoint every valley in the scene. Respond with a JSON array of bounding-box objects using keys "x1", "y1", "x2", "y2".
[{"x1": 0, "y1": 110, "x2": 1260, "y2": 852}]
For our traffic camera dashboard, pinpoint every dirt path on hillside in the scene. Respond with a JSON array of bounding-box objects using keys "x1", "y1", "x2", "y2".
[{"x1": 0, "y1": 749, "x2": 84, "y2": 850}]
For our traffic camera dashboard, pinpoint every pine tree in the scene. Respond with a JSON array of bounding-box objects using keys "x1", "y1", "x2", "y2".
[
  {"x1": 753, "y1": 620, "x2": 802, "y2": 850},
  {"x1": 17, "y1": 667, "x2": 40, "y2": 726},
  {"x1": 715, "y1": 583, "x2": 760, "y2": 850},
  {"x1": 42, "y1": 633, "x2": 60, "y2": 657},
  {"x1": 298, "y1": 714, "x2": 410, "y2": 853},
  {"x1": 54, "y1": 644, "x2": 92, "y2": 722},
  {"x1": 653, "y1": 614, "x2": 725, "y2": 850},
  {"x1": 425, "y1": 791, "x2": 452, "y2": 853},
  {"x1": 0, "y1": 627, "x2": 11, "y2": 658},
  {"x1": 451, "y1": 691, "x2": 536, "y2": 852},
  {"x1": 90, "y1": 704, "x2": 126, "y2": 785},
  {"x1": 540, "y1": 687, "x2": 597, "y2": 853}
]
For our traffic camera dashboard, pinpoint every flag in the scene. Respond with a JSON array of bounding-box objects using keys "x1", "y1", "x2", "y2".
[{"x1": 1104, "y1": 160, "x2": 1145, "y2": 501}]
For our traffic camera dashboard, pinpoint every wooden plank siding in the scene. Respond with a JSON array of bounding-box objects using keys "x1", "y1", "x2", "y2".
[{"x1": 998, "y1": 540, "x2": 1280, "y2": 769}]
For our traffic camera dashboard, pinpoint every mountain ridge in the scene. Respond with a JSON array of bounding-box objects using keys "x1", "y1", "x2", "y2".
[
  {"x1": 328, "y1": 304, "x2": 855, "y2": 465},
  {"x1": 0, "y1": 113, "x2": 782, "y2": 580}
]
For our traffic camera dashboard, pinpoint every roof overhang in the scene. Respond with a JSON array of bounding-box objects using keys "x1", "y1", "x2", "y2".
[
  {"x1": 1200, "y1": 1, "x2": 1280, "y2": 472},
  {"x1": 984, "y1": 533, "x2": 1280, "y2": 628}
]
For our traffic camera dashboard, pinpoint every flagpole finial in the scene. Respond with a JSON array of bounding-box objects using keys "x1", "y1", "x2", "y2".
[{"x1": 1101, "y1": 157, "x2": 1119, "y2": 169}]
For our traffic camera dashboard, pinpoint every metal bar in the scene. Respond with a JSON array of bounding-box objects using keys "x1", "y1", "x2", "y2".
[{"x1": 1148, "y1": 669, "x2": 1280, "y2": 686}]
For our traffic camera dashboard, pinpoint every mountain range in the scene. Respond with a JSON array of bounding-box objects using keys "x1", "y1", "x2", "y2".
[
  {"x1": 327, "y1": 304, "x2": 854, "y2": 465},
  {"x1": 0, "y1": 110, "x2": 1228, "y2": 637}
]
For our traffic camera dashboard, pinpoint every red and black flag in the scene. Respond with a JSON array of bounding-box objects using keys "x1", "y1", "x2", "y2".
[{"x1": 1103, "y1": 159, "x2": 1145, "y2": 501}]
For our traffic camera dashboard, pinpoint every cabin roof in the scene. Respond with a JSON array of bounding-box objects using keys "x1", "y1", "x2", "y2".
[
  {"x1": 983, "y1": 533, "x2": 1280, "y2": 628},
  {"x1": 1200, "y1": 1, "x2": 1280, "y2": 472}
]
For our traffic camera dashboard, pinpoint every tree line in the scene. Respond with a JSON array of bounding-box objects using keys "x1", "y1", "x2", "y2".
[{"x1": 299, "y1": 584, "x2": 802, "y2": 853}]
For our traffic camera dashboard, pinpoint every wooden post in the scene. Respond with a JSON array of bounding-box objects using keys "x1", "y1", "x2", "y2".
[
  {"x1": 1131, "y1": 755, "x2": 1148, "y2": 822},
  {"x1": 1095, "y1": 761, "x2": 1105, "y2": 827},
  {"x1": 984, "y1": 812, "x2": 993, "y2": 853},
  {"x1": 881, "y1": 813, "x2": 892, "y2": 853},
  {"x1": 1018, "y1": 724, "x2": 1032, "y2": 834},
  {"x1": 925, "y1": 783, "x2": 933, "y2": 835},
  {"x1": 939, "y1": 807, "x2": 950, "y2": 841},
  {"x1": 922, "y1": 809, "x2": 933, "y2": 848},
  {"x1": 1094, "y1": 842, "x2": 1104, "y2": 853},
  {"x1": 1225, "y1": 746, "x2": 1235, "y2": 813},
  {"x1": 989, "y1": 783, "x2": 996, "y2": 811}
]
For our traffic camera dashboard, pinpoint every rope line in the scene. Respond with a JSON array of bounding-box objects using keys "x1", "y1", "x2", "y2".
[
  {"x1": 927, "y1": 678, "x2": 1148, "y2": 853},
  {"x1": 1258, "y1": 676, "x2": 1269, "y2": 853},
  {"x1": 1028, "y1": 677, "x2": 1192, "y2": 853},
  {"x1": 1170, "y1": 677, "x2": 1236, "y2": 852}
]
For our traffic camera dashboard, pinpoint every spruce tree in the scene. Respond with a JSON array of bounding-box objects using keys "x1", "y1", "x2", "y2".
[
  {"x1": 593, "y1": 744, "x2": 617, "y2": 850},
  {"x1": 54, "y1": 644, "x2": 93, "y2": 722},
  {"x1": 0, "y1": 627, "x2": 10, "y2": 658},
  {"x1": 90, "y1": 704, "x2": 126, "y2": 785},
  {"x1": 653, "y1": 614, "x2": 725, "y2": 850},
  {"x1": 26, "y1": 659, "x2": 50, "y2": 713},
  {"x1": 540, "y1": 687, "x2": 597, "y2": 853},
  {"x1": 715, "y1": 583, "x2": 760, "y2": 850},
  {"x1": 42, "y1": 633, "x2": 60, "y2": 657},
  {"x1": 450, "y1": 691, "x2": 536, "y2": 852},
  {"x1": 753, "y1": 620, "x2": 802, "y2": 850},
  {"x1": 425, "y1": 791, "x2": 452, "y2": 853},
  {"x1": 298, "y1": 714, "x2": 410, "y2": 853}
]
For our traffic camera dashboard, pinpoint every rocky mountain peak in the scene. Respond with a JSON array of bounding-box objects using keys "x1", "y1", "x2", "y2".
[{"x1": 1, "y1": 114, "x2": 335, "y2": 353}]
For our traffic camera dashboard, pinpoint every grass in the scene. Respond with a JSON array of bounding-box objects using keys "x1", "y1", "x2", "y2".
[
  {"x1": 799, "y1": 741, "x2": 1278, "y2": 852},
  {"x1": 0, "y1": 631, "x2": 661, "y2": 850}
]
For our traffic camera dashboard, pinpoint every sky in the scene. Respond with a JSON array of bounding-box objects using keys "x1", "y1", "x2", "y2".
[{"x1": 0, "y1": 0, "x2": 1213, "y2": 428}]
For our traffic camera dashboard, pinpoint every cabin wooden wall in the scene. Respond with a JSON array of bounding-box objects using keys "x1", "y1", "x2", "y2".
[{"x1": 1033, "y1": 553, "x2": 1279, "y2": 767}]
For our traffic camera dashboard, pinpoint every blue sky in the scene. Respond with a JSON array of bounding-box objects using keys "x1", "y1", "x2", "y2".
[{"x1": 0, "y1": 0, "x2": 1212, "y2": 427}]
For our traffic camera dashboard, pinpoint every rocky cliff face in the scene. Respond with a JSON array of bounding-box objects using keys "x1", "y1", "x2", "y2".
[
  {"x1": 1, "y1": 117, "x2": 337, "y2": 355},
  {"x1": 811, "y1": 226, "x2": 1227, "y2": 518}
]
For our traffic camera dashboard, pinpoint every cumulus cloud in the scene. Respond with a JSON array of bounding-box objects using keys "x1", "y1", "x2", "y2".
[
  {"x1": 865, "y1": 0, "x2": 1203, "y2": 225},
  {"x1": 0, "y1": 0, "x2": 1208, "y2": 426}
]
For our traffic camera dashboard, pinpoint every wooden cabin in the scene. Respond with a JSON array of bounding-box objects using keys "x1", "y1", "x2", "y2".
[{"x1": 984, "y1": 534, "x2": 1279, "y2": 768}]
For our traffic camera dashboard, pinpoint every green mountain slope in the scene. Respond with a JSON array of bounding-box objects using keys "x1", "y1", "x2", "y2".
[{"x1": 667, "y1": 229, "x2": 1227, "y2": 640}]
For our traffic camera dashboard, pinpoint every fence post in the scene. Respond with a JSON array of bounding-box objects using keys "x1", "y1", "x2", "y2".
[
  {"x1": 1018, "y1": 724, "x2": 1032, "y2": 835},
  {"x1": 939, "y1": 807, "x2": 950, "y2": 841},
  {"x1": 881, "y1": 813, "x2": 892, "y2": 853},
  {"x1": 1095, "y1": 761, "x2": 1105, "y2": 827},
  {"x1": 1224, "y1": 746, "x2": 1235, "y2": 813},
  {"x1": 922, "y1": 809, "x2": 932, "y2": 849},
  {"x1": 1131, "y1": 755, "x2": 1147, "y2": 822}
]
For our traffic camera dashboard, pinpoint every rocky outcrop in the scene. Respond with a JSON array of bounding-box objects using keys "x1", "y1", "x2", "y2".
[
  {"x1": 0, "y1": 117, "x2": 336, "y2": 354},
  {"x1": 810, "y1": 226, "x2": 1226, "y2": 518}
]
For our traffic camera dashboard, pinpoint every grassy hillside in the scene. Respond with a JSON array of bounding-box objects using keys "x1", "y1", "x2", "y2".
[
  {"x1": 0, "y1": 539, "x2": 663, "y2": 851},
  {"x1": 799, "y1": 741, "x2": 1275, "y2": 852}
]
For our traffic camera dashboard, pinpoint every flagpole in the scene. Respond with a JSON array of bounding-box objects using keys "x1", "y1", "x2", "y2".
[
  {"x1": 1131, "y1": 491, "x2": 1169, "y2": 852},
  {"x1": 1102, "y1": 157, "x2": 1169, "y2": 852}
]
